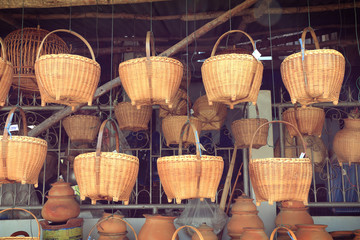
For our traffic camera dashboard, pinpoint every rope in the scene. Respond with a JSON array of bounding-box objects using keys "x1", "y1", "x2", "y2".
[
  {"x1": 354, "y1": 0, "x2": 360, "y2": 56},
  {"x1": 17, "y1": 0, "x2": 25, "y2": 106},
  {"x1": 150, "y1": 0, "x2": 153, "y2": 32},
  {"x1": 186, "y1": 0, "x2": 190, "y2": 120},
  {"x1": 96, "y1": 0, "x2": 99, "y2": 58},
  {"x1": 69, "y1": 0, "x2": 72, "y2": 31},
  {"x1": 109, "y1": 2, "x2": 115, "y2": 120},
  {"x1": 307, "y1": 0, "x2": 311, "y2": 27}
]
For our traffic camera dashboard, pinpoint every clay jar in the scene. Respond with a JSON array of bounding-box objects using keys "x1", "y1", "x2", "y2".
[
  {"x1": 241, "y1": 228, "x2": 269, "y2": 240},
  {"x1": 275, "y1": 201, "x2": 314, "y2": 231},
  {"x1": 41, "y1": 179, "x2": 80, "y2": 222},
  {"x1": 97, "y1": 212, "x2": 127, "y2": 235},
  {"x1": 192, "y1": 223, "x2": 217, "y2": 240},
  {"x1": 138, "y1": 214, "x2": 178, "y2": 240},
  {"x1": 295, "y1": 224, "x2": 333, "y2": 240}
]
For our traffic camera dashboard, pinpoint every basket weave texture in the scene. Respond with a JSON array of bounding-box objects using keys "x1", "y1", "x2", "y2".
[
  {"x1": 231, "y1": 118, "x2": 268, "y2": 149},
  {"x1": 62, "y1": 115, "x2": 101, "y2": 143},
  {"x1": 193, "y1": 95, "x2": 227, "y2": 130},
  {"x1": 159, "y1": 88, "x2": 190, "y2": 118},
  {"x1": 0, "y1": 37, "x2": 13, "y2": 106},
  {"x1": 114, "y1": 102, "x2": 152, "y2": 132}
]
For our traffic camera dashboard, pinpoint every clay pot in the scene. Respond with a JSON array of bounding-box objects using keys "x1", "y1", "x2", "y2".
[
  {"x1": 192, "y1": 223, "x2": 217, "y2": 240},
  {"x1": 98, "y1": 232, "x2": 129, "y2": 240},
  {"x1": 138, "y1": 214, "x2": 178, "y2": 240},
  {"x1": 275, "y1": 205, "x2": 314, "y2": 232},
  {"x1": 231, "y1": 195, "x2": 257, "y2": 212},
  {"x1": 295, "y1": 224, "x2": 333, "y2": 240},
  {"x1": 281, "y1": 200, "x2": 307, "y2": 208},
  {"x1": 241, "y1": 228, "x2": 268, "y2": 240},
  {"x1": 97, "y1": 212, "x2": 127, "y2": 234}
]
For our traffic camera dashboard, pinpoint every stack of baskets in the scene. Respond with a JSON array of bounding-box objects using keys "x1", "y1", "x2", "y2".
[
  {"x1": 114, "y1": 102, "x2": 153, "y2": 132},
  {"x1": 0, "y1": 37, "x2": 13, "y2": 106}
]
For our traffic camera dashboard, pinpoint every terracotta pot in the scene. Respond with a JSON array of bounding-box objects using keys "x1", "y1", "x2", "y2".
[
  {"x1": 241, "y1": 228, "x2": 268, "y2": 240},
  {"x1": 98, "y1": 232, "x2": 129, "y2": 240},
  {"x1": 227, "y1": 211, "x2": 264, "y2": 238},
  {"x1": 48, "y1": 179, "x2": 75, "y2": 196},
  {"x1": 295, "y1": 224, "x2": 333, "y2": 240},
  {"x1": 192, "y1": 223, "x2": 217, "y2": 240},
  {"x1": 281, "y1": 200, "x2": 306, "y2": 208},
  {"x1": 275, "y1": 206, "x2": 314, "y2": 232},
  {"x1": 354, "y1": 230, "x2": 360, "y2": 240},
  {"x1": 138, "y1": 214, "x2": 178, "y2": 240},
  {"x1": 97, "y1": 212, "x2": 127, "y2": 234},
  {"x1": 231, "y1": 195, "x2": 257, "y2": 212}
]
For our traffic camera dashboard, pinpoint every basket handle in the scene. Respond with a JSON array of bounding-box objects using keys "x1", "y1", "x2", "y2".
[
  {"x1": 178, "y1": 120, "x2": 201, "y2": 158},
  {"x1": 270, "y1": 226, "x2": 297, "y2": 240},
  {"x1": 11, "y1": 231, "x2": 30, "y2": 237},
  {"x1": 0, "y1": 37, "x2": 7, "y2": 61},
  {"x1": 36, "y1": 29, "x2": 95, "y2": 61},
  {"x1": 145, "y1": 31, "x2": 155, "y2": 106},
  {"x1": 2, "y1": 107, "x2": 28, "y2": 139},
  {"x1": 171, "y1": 225, "x2": 205, "y2": 240},
  {"x1": 0, "y1": 208, "x2": 41, "y2": 239},
  {"x1": 242, "y1": 103, "x2": 260, "y2": 119},
  {"x1": 300, "y1": 27, "x2": 320, "y2": 50},
  {"x1": 211, "y1": 30, "x2": 256, "y2": 56}
]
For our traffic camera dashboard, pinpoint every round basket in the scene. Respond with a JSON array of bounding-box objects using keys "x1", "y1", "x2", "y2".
[
  {"x1": 280, "y1": 27, "x2": 345, "y2": 106},
  {"x1": 119, "y1": 31, "x2": 183, "y2": 109},
  {"x1": 159, "y1": 88, "x2": 190, "y2": 118},
  {"x1": 249, "y1": 120, "x2": 312, "y2": 206},
  {"x1": 114, "y1": 102, "x2": 153, "y2": 132},
  {"x1": 62, "y1": 115, "x2": 101, "y2": 143},
  {"x1": 201, "y1": 30, "x2": 263, "y2": 109},
  {"x1": 0, "y1": 107, "x2": 47, "y2": 187},
  {"x1": 74, "y1": 119, "x2": 139, "y2": 205},
  {"x1": 157, "y1": 122, "x2": 223, "y2": 204},
  {"x1": 0, "y1": 37, "x2": 13, "y2": 106},
  {"x1": 192, "y1": 95, "x2": 227, "y2": 131},
  {"x1": 35, "y1": 29, "x2": 101, "y2": 109},
  {"x1": 4, "y1": 27, "x2": 69, "y2": 93}
]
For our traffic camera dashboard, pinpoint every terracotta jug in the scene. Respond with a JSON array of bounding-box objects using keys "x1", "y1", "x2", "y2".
[
  {"x1": 97, "y1": 212, "x2": 127, "y2": 234},
  {"x1": 98, "y1": 232, "x2": 129, "y2": 240},
  {"x1": 138, "y1": 214, "x2": 178, "y2": 240},
  {"x1": 275, "y1": 202, "x2": 314, "y2": 232},
  {"x1": 192, "y1": 223, "x2": 217, "y2": 240},
  {"x1": 354, "y1": 230, "x2": 360, "y2": 240},
  {"x1": 295, "y1": 224, "x2": 333, "y2": 240},
  {"x1": 241, "y1": 228, "x2": 268, "y2": 240},
  {"x1": 231, "y1": 195, "x2": 257, "y2": 212},
  {"x1": 41, "y1": 180, "x2": 80, "y2": 222}
]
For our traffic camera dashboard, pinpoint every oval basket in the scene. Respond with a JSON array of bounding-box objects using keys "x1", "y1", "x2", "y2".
[
  {"x1": 0, "y1": 37, "x2": 13, "y2": 106},
  {"x1": 62, "y1": 115, "x2": 101, "y2": 143},
  {"x1": 280, "y1": 27, "x2": 345, "y2": 106},
  {"x1": 119, "y1": 31, "x2": 183, "y2": 109},
  {"x1": 159, "y1": 88, "x2": 190, "y2": 118},
  {"x1": 74, "y1": 119, "x2": 139, "y2": 205},
  {"x1": 114, "y1": 102, "x2": 153, "y2": 132},
  {"x1": 35, "y1": 29, "x2": 101, "y2": 109},
  {"x1": 201, "y1": 30, "x2": 263, "y2": 109}
]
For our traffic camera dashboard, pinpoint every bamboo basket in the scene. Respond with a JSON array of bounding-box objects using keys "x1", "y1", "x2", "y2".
[
  {"x1": 159, "y1": 88, "x2": 190, "y2": 118},
  {"x1": 162, "y1": 116, "x2": 202, "y2": 146},
  {"x1": 0, "y1": 107, "x2": 47, "y2": 187},
  {"x1": 280, "y1": 27, "x2": 345, "y2": 106},
  {"x1": 201, "y1": 30, "x2": 263, "y2": 109},
  {"x1": 0, "y1": 208, "x2": 41, "y2": 239},
  {"x1": 0, "y1": 37, "x2": 13, "y2": 106},
  {"x1": 114, "y1": 102, "x2": 152, "y2": 132},
  {"x1": 119, "y1": 31, "x2": 183, "y2": 109},
  {"x1": 4, "y1": 27, "x2": 69, "y2": 93},
  {"x1": 193, "y1": 95, "x2": 227, "y2": 131},
  {"x1": 62, "y1": 115, "x2": 101, "y2": 143},
  {"x1": 35, "y1": 29, "x2": 101, "y2": 109},
  {"x1": 249, "y1": 120, "x2": 312, "y2": 206},
  {"x1": 158, "y1": 121, "x2": 223, "y2": 204},
  {"x1": 74, "y1": 119, "x2": 139, "y2": 205},
  {"x1": 282, "y1": 106, "x2": 325, "y2": 137}
]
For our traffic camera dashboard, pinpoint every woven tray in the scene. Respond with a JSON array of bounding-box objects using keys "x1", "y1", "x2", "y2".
[{"x1": 0, "y1": 37, "x2": 13, "y2": 106}]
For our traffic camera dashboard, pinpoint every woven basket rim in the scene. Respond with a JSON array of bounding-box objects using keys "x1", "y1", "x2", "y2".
[
  {"x1": 37, "y1": 54, "x2": 100, "y2": 67},
  {"x1": 0, "y1": 57, "x2": 12, "y2": 66},
  {"x1": 282, "y1": 49, "x2": 344, "y2": 63},
  {"x1": 283, "y1": 107, "x2": 324, "y2": 113},
  {"x1": 0, "y1": 136, "x2": 47, "y2": 145},
  {"x1": 250, "y1": 157, "x2": 311, "y2": 163},
  {"x1": 75, "y1": 152, "x2": 139, "y2": 163},
  {"x1": 158, "y1": 155, "x2": 223, "y2": 162},
  {"x1": 163, "y1": 115, "x2": 199, "y2": 121},
  {"x1": 63, "y1": 115, "x2": 100, "y2": 121},
  {"x1": 203, "y1": 53, "x2": 261, "y2": 64},
  {"x1": 232, "y1": 118, "x2": 268, "y2": 125},
  {"x1": 115, "y1": 102, "x2": 152, "y2": 110},
  {"x1": 119, "y1": 56, "x2": 183, "y2": 67}
]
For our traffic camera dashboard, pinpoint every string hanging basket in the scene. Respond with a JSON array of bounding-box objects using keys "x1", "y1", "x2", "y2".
[
  {"x1": 159, "y1": 88, "x2": 190, "y2": 118},
  {"x1": 119, "y1": 31, "x2": 183, "y2": 109},
  {"x1": 62, "y1": 115, "x2": 101, "y2": 143},
  {"x1": 114, "y1": 102, "x2": 153, "y2": 132},
  {"x1": 74, "y1": 119, "x2": 139, "y2": 205},
  {"x1": 0, "y1": 37, "x2": 13, "y2": 106},
  {"x1": 249, "y1": 120, "x2": 312, "y2": 206},
  {"x1": 4, "y1": 27, "x2": 69, "y2": 93},
  {"x1": 158, "y1": 122, "x2": 224, "y2": 204},
  {"x1": 280, "y1": 27, "x2": 345, "y2": 106},
  {"x1": 178, "y1": 58, "x2": 192, "y2": 91},
  {"x1": 201, "y1": 30, "x2": 263, "y2": 109},
  {"x1": 0, "y1": 107, "x2": 47, "y2": 187},
  {"x1": 35, "y1": 29, "x2": 101, "y2": 109}
]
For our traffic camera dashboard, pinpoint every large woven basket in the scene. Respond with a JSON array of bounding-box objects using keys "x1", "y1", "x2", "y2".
[
  {"x1": 35, "y1": 29, "x2": 101, "y2": 109},
  {"x1": 249, "y1": 120, "x2": 312, "y2": 206},
  {"x1": 159, "y1": 88, "x2": 190, "y2": 118},
  {"x1": 0, "y1": 37, "x2": 13, "y2": 106},
  {"x1": 282, "y1": 106, "x2": 325, "y2": 137},
  {"x1": 280, "y1": 27, "x2": 345, "y2": 106},
  {"x1": 62, "y1": 115, "x2": 101, "y2": 143},
  {"x1": 157, "y1": 122, "x2": 223, "y2": 204},
  {"x1": 114, "y1": 102, "x2": 153, "y2": 132},
  {"x1": 74, "y1": 119, "x2": 139, "y2": 205},
  {"x1": 119, "y1": 31, "x2": 183, "y2": 109},
  {"x1": 201, "y1": 30, "x2": 263, "y2": 109},
  {"x1": 193, "y1": 95, "x2": 227, "y2": 131},
  {"x1": 0, "y1": 107, "x2": 47, "y2": 187}
]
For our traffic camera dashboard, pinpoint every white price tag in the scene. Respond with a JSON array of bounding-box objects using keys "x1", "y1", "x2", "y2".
[
  {"x1": 113, "y1": 150, "x2": 118, "y2": 153},
  {"x1": 9, "y1": 124, "x2": 19, "y2": 132},
  {"x1": 299, "y1": 152, "x2": 305, "y2": 158},
  {"x1": 252, "y1": 49, "x2": 262, "y2": 60}
]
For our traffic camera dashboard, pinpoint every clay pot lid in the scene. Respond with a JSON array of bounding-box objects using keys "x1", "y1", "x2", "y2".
[
  {"x1": 234, "y1": 195, "x2": 254, "y2": 202},
  {"x1": 231, "y1": 195, "x2": 257, "y2": 212},
  {"x1": 48, "y1": 179, "x2": 75, "y2": 197},
  {"x1": 198, "y1": 223, "x2": 214, "y2": 232}
]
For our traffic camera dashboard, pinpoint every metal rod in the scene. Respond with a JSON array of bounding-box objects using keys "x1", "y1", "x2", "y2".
[
  {"x1": 272, "y1": 102, "x2": 360, "y2": 108},
  {"x1": 278, "y1": 106, "x2": 285, "y2": 158},
  {"x1": 0, "y1": 204, "x2": 189, "y2": 210},
  {"x1": 356, "y1": 164, "x2": 360, "y2": 202},
  {"x1": 311, "y1": 148, "x2": 318, "y2": 202},
  {"x1": 243, "y1": 148, "x2": 249, "y2": 196}
]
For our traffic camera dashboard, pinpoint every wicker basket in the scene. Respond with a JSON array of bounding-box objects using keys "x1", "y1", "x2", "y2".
[
  {"x1": 74, "y1": 119, "x2": 139, "y2": 205},
  {"x1": 201, "y1": 30, "x2": 263, "y2": 109},
  {"x1": 119, "y1": 31, "x2": 183, "y2": 109},
  {"x1": 162, "y1": 115, "x2": 202, "y2": 146},
  {"x1": 172, "y1": 226, "x2": 204, "y2": 240},
  {"x1": 193, "y1": 95, "x2": 227, "y2": 131},
  {"x1": 249, "y1": 120, "x2": 312, "y2": 206},
  {"x1": 62, "y1": 115, "x2": 101, "y2": 143},
  {"x1": 159, "y1": 88, "x2": 190, "y2": 118},
  {"x1": 0, "y1": 107, "x2": 48, "y2": 187},
  {"x1": 114, "y1": 102, "x2": 152, "y2": 132},
  {"x1": 282, "y1": 106, "x2": 325, "y2": 137},
  {"x1": 157, "y1": 121, "x2": 224, "y2": 204},
  {"x1": 4, "y1": 27, "x2": 69, "y2": 93},
  {"x1": 0, "y1": 37, "x2": 13, "y2": 106},
  {"x1": 35, "y1": 29, "x2": 101, "y2": 109},
  {"x1": 280, "y1": 27, "x2": 345, "y2": 106}
]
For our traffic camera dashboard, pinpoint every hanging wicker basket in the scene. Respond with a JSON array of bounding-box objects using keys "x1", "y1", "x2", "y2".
[
  {"x1": 35, "y1": 29, "x2": 101, "y2": 109},
  {"x1": 74, "y1": 119, "x2": 139, "y2": 205},
  {"x1": 0, "y1": 37, "x2": 13, "y2": 106},
  {"x1": 280, "y1": 27, "x2": 345, "y2": 106},
  {"x1": 0, "y1": 107, "x2": 47, "y2": 187},
  {"x1": 119, "y1": 31, "x2": 183, "y2": 109},
  {"x1": 201, "y1": 30, "x2": 263, "y2": 109},
  {"x1": 249, "y1": 120, "x2": 312, "y2": 206},
  {"x1": 114, "y1": 102, "x2": 152, "y2": 132},
  {"x1": 157, "y1": 121, "x2": 224, "y2": 204},
  {"x1": 159, "y1": 88, "x2": 190, "y2": 118},
  {"x1": 62, "y1": 115, "x2": 101, "y2": 143}
]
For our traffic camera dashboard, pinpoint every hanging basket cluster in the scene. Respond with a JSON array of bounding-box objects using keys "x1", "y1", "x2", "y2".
[
  {"x1": 0, "y1": 38, "x2": 13, "y2": 106},
  {"x1": 114, "y1": 102, "x2": 153, "y2": 132}
]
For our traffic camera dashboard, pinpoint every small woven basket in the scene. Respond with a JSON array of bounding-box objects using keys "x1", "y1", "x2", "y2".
[
  {"x1": 35, "y1": 29, "x2": 101, "y2": 109},
  {"x1": 249, "y1": 120, "x2": 312, "y2": 206},
  {"x1": 62, "y1": 115, "x2": 101, "y2": 143},
  {"x1": 0, "y1": 37, "x2": 13, "y2": 106},
  {"x1": 119, "y1": 31, "x2": 183, "y2": 109},
  {"x1": 280, "y1": 27, "x2": 345, "y2": 106},
  {"x1": 74, "y1": 119, "x2": 139, "y2": 205},
  {"x1": 159, "y1": 88, "x2": 190, "y2": 118},
  {"x1": 114, "y1": 102, "x2": 153, "y2": 132},
  {"x1": 157, "y1": 121, "x2": 223, "y2": 204},
  {"x1": 201, "y1": 30, "x2": 263, "y2": 109}
]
